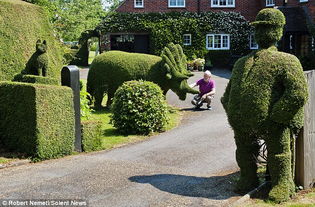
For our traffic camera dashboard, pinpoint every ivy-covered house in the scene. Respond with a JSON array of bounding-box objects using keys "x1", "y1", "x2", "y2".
[{"x1": 95, "y1": 0, "x2": 315, "y2": 68}]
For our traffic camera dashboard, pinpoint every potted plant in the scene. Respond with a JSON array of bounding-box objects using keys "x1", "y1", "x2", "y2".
[
  {"x1": 194, "y1": 58, "x2": 205, "y2": 71},
  {"x1": 187, "y1": 60, "x2": 195, "y2": 71}
]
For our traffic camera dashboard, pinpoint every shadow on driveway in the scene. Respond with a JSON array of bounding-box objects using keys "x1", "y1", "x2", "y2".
[{"x1": 129, "y1": 172, "x2": 240, "y2": 200}]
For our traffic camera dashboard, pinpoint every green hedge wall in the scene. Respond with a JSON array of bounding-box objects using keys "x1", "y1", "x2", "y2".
[
  {"x1": 13, "y1": 74, "x2": 60, "y2": 85},
  {"x1": 81, "y1": 120, "x2": 102, "y2": 152},
  {"x1": 97, "y1": 12, "x2": 251, "y2": 59},
  {"x1": 0, "y1": 0, "x2": 64, "y2": 81},
  {"x1": 0, "y1": 81, "x2": 75, "y2": 160}
]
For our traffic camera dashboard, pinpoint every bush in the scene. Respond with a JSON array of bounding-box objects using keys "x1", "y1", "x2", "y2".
[
  {"x1": 0, "y1": 0, "x2": 64, "y2": 81},
  {"x1": 81, "y1": 120, "x2": 102, "y2": 152},
  {"x1": 111, "y1": 80, "x2": 169, "y2": 135},
  {"x1": 13, "y1": 74, "x2": 60, "y2": 85},
  {"x1": 0, "y1": 81, "x2": 75, "y2": 160},
  {"x1": 80, "y1": 90, "x2": 94, "y2": 119}
]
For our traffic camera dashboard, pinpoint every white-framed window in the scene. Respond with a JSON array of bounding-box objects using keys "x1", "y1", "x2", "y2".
[
  {"x1": 183, "y1": 34, "x2": 191, "y2": 46},
  {"x1": 266, "y1": 0, "x2": 275, "y2": 7},
  {"x1": 211, "y1": 0, "x2": 235, "y2": 8},
  {"x1": 249, "y1": 34, "x2": 258, "y2": 49},
  {"x1": 134, "y1": 0, "x2": 144, "y2": 8},
  {"x1": 206, "y1": 34, "x2": 230, "y2": 50},
  {"x1": 168, "y1": 0, "x2": 185, "y2": 8}
]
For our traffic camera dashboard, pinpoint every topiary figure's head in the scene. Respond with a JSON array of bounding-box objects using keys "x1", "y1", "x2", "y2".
[
  {"x1": 251, "y1": 9, "x2": 285, "y2": 49},
  {"x1": 161, "y1": 43, "x2": 199, "y2": 100},
  {"x1": 36, "y1": 39, "x2": 47, "y2": 53}
]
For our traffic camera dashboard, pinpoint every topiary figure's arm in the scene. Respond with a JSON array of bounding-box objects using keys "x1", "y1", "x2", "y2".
[{"x1": 270, "y1": 57, "x2": 308, "y2": 125}]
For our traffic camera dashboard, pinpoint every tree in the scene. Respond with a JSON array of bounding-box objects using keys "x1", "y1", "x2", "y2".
[
  {"x1": 53, "y1": 0, "x2": 106, "y2": 41},
  {"x1": 102, "y1": 0, "x2": 121, "y2": 11},
  {"x1": 24, "y1": 0, "x2": 106, "y2": 41}
]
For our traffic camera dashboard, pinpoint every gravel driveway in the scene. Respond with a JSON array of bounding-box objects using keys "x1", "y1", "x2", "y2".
[{"x1": 0, "y1": 70, "x2": 240, "y2": 207}]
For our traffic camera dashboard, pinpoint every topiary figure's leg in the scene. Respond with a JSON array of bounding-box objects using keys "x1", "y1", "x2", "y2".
[
  {"x1": 266, "y1": 126, "x2": 295, "y2": 203},
  {"x1": 234, "y1": 131, "x2": 260, "y2": 193},
  {"x1": 106, "y1": 90, "x2": 115, "y2": 107},
  {"x1": 94, "y1": 88, "x2": 104, "y2": 110}
]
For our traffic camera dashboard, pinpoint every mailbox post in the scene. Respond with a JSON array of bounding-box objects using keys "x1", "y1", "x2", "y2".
[{"x1": 61, "y1": 65, "x2": 82, "y2": 152}]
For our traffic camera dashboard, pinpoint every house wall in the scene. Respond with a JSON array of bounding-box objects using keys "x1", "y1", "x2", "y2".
[{"x1": 116, "y1": 0, "x2": 315, "y2": 22}]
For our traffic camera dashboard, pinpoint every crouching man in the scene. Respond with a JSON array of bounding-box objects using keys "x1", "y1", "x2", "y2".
[{"x1": 190, "y1": 70, "x2": 216, "y2": 110}]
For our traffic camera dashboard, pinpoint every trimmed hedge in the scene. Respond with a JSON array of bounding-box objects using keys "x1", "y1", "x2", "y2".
[
  {"x1": 111, "y1": 80, "x2": 169, "y2": 135},
  {"x1": 221, "y1": 9, "x2": 308, "y2": 203},
  {"x1": 97, "y1": 11, "x2": 251, "y2": 59},
  {"x1": 0, "y1": 81, "x2": 75, "y2": 160},
  {"x1": 87, "y1": 43, "x2": 198, "y2": 108},
  {"x1": 81, "y1": 120, "x2": 102, "y2": 152},
  {"x1": 0, "y1": 0, "x2": 64, "y2": 81},
  {"x1": 13, "y1": 74, "x2": 60, "y2": 85}
]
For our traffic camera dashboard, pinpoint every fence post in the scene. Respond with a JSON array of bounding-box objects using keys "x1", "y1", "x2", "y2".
[{"x1": 295, "y1": 70, "x2": 315, "y2": 189}]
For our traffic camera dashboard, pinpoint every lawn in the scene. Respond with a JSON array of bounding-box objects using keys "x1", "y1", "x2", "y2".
[
  {"x1": 80, "y1": 79, "x2": 183, "y2": 151},
  {"x1": 85, "y1": 106, "x2": 182, "y2": 151}
]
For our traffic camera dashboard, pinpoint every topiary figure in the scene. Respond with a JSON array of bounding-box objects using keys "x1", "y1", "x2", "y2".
[
  {"x1": 111, "y1": 80, "x2": 169, "y2": 135},
  {"x1": 87, "y1": 43, "x2": 199, "y2": 108},
  {"x1": 221, "y1": 8, "x2": 308, "y2": 203},
  {"x1": 24, "y1": 39, "x2": 49, "y2": 77}
]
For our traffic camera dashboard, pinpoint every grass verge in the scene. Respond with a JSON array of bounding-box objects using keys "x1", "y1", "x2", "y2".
[{"x1": 85, "y1": 106, "x2": 183, "y2": 151}]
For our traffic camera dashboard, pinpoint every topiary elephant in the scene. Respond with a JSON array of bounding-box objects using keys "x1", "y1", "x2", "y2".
[
  {"x1": 87, "y1": 43, "x2": 199, "y2": 108},
  {"x1": 221, "y1": 8, "x2": 308, "y2": 203}
]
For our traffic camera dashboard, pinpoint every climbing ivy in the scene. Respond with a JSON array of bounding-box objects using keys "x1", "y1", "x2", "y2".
[{"x1": 96, "y1": 12, "x2": 251, "y2": 60}]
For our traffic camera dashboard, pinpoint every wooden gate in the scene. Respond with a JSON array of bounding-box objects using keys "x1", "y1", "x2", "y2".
[{"x1": 296, "y1": 70, "x2": 315, "y2": 189}]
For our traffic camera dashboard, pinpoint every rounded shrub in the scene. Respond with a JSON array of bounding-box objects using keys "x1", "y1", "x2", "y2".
[{"x1": 111, "y1": 80, "x2": 169, "y2": 135}]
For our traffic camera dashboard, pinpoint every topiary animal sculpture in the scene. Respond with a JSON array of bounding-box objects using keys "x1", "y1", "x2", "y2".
[
  {"x1": 87, "y1": 43, "x2": 199, "y2": 108},
  {"x1": 24, "y1": 39, "x2": 48, "y2": 77},
  {"x1": 221, "y1": 8, "x2": 308, "y2": 203}
]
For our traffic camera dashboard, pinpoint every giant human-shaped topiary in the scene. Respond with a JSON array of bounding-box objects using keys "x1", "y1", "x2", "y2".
[
  {"x1": 24, "y1": 40, "x2": 49, "y2": 77},
  {"x1": 87, "y1": 43, "x2": 199, "y2": 108},
  {"x1": 221, "y1": 8, "x2": 308, "y2": 202}
]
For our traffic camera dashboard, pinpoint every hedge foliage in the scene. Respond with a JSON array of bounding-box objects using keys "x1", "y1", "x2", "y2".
[
  {"x1": 81, "y1": 120, "x2": 102, "y2": 152},
  {"x1": 0, "y1": 81, "x2": 75, "y2": 160},
  {"x1": 111, "y1": 80, "x2": 169, "y2": 135},
  {"x1": 96, "y1": 12, "x2": 251, "y2": 59},
  {"x1": 87, "y1": 43, "x2": 198, "y2": 108},
  {"x1": 0, "y1": 0, "x2": 64, "y2": 81},
  {"x1": 13, "y1": 74, "x2": 60, "y2": 85},
  {"x1": 221, "y1": 8, "x2": 309, "y2": 203}
]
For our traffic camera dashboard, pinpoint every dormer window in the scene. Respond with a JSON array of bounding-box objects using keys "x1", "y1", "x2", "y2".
[
  {"x1": 168, "y1": 0, "x2": 185, "y2": 8},
  {"x1": 211, "y1": 0, "x2": 235, "y2": 8},
  {"x1": 134, "y1": 0, "x2": 144, "y2": 8},
  {"x1": 266, "y1": 0, "x2": 275, "y2": 7}
]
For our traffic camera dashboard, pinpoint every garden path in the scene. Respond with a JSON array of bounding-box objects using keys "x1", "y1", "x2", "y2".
[{"x1": 0, "y1": 70, "x2": 240, "y2": 207}]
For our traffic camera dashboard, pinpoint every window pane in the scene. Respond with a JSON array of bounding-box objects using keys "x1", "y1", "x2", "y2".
[
  {"x1": 212, "y1": 0, "x2": 218, "y2": 5},
  {"x1": 219, "y1": 0, "x2": 226, "y2": 5},
  {"x1": 214, "y1": 35, "x2": 221, "y2": 48},
  {"x1": 178, "y1": 0, "x2": 185, "y2": 6},
  {"x1": 135, "y1": 0, "x2": 142, "y2": 6},
  {"x1": 222, "y1": 35, "x2": 228, "y2": 48},
  {"x1": 207, "y1": 35, "x2": 214, "y2": 48},
  {"x1": 170, "y1": 0, "x2": 176, "y2": 6},
  {"x1": 228, "y1": 0, "x2": 234, "y2": 5}
]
